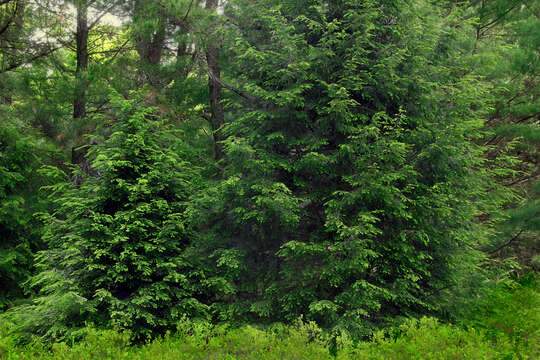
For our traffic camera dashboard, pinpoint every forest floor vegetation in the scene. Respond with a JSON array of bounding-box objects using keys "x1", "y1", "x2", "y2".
[{"x1": 1, "y1": 274, "x2": 538, "y2": 360}]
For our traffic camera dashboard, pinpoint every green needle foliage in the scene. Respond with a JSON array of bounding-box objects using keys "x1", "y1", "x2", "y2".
[
  {"x1": 10, "y1": 94, "x2": 218, "y2": 341},
  {"x1": 0, "y1": 121, "x2": 50, "y2": 310},
  {"x1": 472, "y1": 0, "x2": 540, "y2": 264},
  {"x1": 189, "y1": 0, "x2": 496, "y2": 337}
]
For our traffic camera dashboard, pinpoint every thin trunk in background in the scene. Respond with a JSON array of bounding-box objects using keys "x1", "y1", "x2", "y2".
[
  {"x1": 205, "y1": 0, "x2": 225, "y2": 161},
  {"x1": 71, "y1": 0, "x2": 90, "y2": 180},
  {"x1": 133, "y1": 0, "x2": 166, "y2": 87}
]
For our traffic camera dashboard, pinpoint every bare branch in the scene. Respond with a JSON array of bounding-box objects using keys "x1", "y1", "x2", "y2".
[
  {"x1": 207, "y1": 69, "x2": 256, "y2": 102},
  {"x1": 102, "y1": 37, "x2": 131, "y2": 65},
  {"x1": 183, "y1": 0, "x2": 195, "y2": 23},
  {"x1": 88, "y1": 1, "x2": 121, "y2": 30},
  {"x1": 488, "y1": 230, "x2": 524, "y2": 254},
  {"x1": 0, "y1": 0, "x2": 20, "y2": 37}
]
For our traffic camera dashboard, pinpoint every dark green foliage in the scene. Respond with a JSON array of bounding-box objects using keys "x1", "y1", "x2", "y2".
[
  {"x1": 10, "y1": 94, "x2": 219, "y2": 341},
  {"x1": 189, "y1": 0, "x2": 494, "y2": 336},
  {"x1": 472, "y1": 0, "x2": 540, "y2": 266},
  {"x1": 0, "y1": 122, "x2": 49, "y2": 309},
  {"x1": 493, "y1": 123, "x2": 540, "y2": 265}
]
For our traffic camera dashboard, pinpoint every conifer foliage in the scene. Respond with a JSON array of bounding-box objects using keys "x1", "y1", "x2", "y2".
[
  {"x1": 0, "y1": 123, "x2": 48, "y2": 310},
  {"x1": 191, "y1": 0, "x2": 493, "y2": 334},
  {"x1": 14, "y1": 95, "x2": 209, "y2": 341},
  {"x1": 1, "y1": 0, "x2": 537, "y2": 347}
]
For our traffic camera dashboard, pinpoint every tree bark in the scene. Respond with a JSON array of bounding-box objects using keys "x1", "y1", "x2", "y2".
[
  {"x1": 205, "y1": 0, "x2": 225, "y2": 161},
  {"x1": 72, "y1": 0, "x2": 90, "y2": 181},
  {"x1": 133, "y1": 0, "x2": 166, "y2": 87},
  {"x1": 73, "y1": 0, "x2": 88, "y2": 121}
]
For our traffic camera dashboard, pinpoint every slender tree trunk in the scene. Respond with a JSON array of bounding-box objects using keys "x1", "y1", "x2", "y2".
[
  {"x1": 0, "y1": 0, "x2": 26, "y2": 104},
  {"x1": 73, "y1": 0, "x2": 88, "y2": 121},
  {"x1": 205, "y1": 0, "x2": 225, "y2": 161},
  {"x1": 134, "y1": 0, "x2": 166, "y2": 87},
  {"x1": 0, "y1": 37, "x2": 10, "y2": 104},
  {"x1": 72, "y1": 0, "x2": 90, "y2": 180}
]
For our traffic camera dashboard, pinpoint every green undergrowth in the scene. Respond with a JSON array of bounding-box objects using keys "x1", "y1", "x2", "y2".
[{"x1": 1, "y1": 276, "x2": 538, "y2": 360}]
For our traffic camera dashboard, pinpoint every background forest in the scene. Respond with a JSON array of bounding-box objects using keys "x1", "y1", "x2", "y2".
[{"x1": 0, "y1": 0, "x2": 538, "y2": 358}]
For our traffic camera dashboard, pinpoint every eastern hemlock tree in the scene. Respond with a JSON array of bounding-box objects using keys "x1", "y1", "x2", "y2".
[
  {"x1": 190, "y1": 0, "x2": 494, "y2": 336},
  {"x1": 12, "y1": 94, "x2": 218, "y2": 341}
]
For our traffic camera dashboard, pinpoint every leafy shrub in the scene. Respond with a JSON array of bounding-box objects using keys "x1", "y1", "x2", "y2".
[
  {"x1": 344, "y1": 317, "x2": 512, "y2": 360},
  {"x1": 2, "y1": 315, "x2": 534, "y2": 360}
]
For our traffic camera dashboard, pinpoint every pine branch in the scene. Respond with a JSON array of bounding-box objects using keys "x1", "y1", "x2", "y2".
[{"x1": 0, "y1": 46, "x2": 61, "y2": 73}]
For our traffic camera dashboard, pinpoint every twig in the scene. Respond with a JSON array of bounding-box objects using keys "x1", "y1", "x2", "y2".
[
  {"x1": 208, "y1": 69, "x2": 256, "y2": 102},
  {"x1": 488, "y1": 229, "x2": 524, "y2": 254}
]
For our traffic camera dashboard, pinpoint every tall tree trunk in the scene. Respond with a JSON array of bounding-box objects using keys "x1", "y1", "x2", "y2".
[
  {"x1": 73, "y1": 0, "x2": 88, "y2": 121},
  {"x1": 0, "y1": 0, "x2": 26, "y2": 104},
  {"x1": 71, "y1": 0, "x2": 90, "y2": 180},
  {"x1": 0, "y1": 36, "x2": 10, "y2": 104},
  {"x1": 205, "y1": 0, "x2": 225, "y2": 161},
  {"x1": 133, "y1": 0, "x2": 166, "y2": 87}
]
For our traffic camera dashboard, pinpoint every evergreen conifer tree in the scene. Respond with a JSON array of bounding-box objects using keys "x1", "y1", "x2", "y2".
[
  {"x1": 12, "y1": 94, "x2": 218, "y2": 341},
  {"x1": 191, "y1": 0, "x2": 494, "y2": 335},
  {"x1": 471, "y1": 0, "x2": 539, "y2": 265}
]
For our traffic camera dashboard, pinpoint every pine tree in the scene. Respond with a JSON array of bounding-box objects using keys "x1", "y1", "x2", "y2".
[{"x1": 471, "y1": 0, "x2": 539, "y2": 265}]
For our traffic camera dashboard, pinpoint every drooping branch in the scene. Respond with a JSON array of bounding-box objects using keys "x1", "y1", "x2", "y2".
[
  {"x1": 0, "y1": 45, "x2": 61, "y2": 73},
  {"x1": 488, "y1": 230, "x2": 524, "y2": 254},
  {"x1": 207, "y1": 68, "x2": 257, "y2": 103}
]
